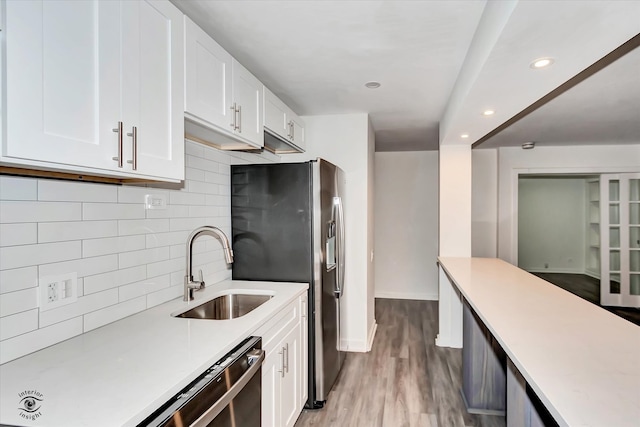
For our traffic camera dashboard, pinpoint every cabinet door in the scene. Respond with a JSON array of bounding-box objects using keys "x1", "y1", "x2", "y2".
[
  {"x1": 290, "y1": 113, "x2": 306, "y2": 152},
  {"x1": 122, "y1": 0, "x2": 184, "y2": 180},
  {"x1": 4, "y1": 0, "x2": 120, "y2": 170},
  {"x1": 184, "y1": 17, "x2": 233, "y2": 131},
  {"x1": 262, "y1": 344, "x2": 283, "y2": 427},
  {"x1": 281, "y1": 324, "x2": 300, "y2": 427},
  {"x1": 232, "y1": 59, "x2": 264, "y2": 148},
  {"x1": 264, "y1": 87, "x2": 289, "y2": 140}
]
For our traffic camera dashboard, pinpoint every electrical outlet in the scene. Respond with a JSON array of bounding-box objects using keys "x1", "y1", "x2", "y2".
[
  {"x1": 40, "y1": 273, "x2": 78, "y2": 312},
  {"x1": 48, "y1": 283, "x2": 58, "y2": 302},
  {"x1": 145, "y1": 194, "x2": 167, "y2": 210}
]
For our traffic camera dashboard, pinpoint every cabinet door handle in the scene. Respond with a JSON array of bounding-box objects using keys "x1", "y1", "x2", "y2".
[
  {"x1": 230, "y1": 103, "x2": 236, "y2": 129},
  {"x1": 291, "y1": 121, "x2": 295, "y2": 141},
  {"x1": 278, "y1": 348, "x2": 285, "y2": 378},
  {"x1": 286, "y1": 120, "x2": 291, "y2": 139},
  {"x1": 237, "y1": 105, "x2": 242, "y2": 133},
  {"x1": 112, "y1": 121, "x2": 123, "y2": 168},
  {"x1": 284, "y1": 343, "x2": 289, "y2": 374},
  {"x1": 126, "y1": 126, "x2": 137, "y2": 170}
]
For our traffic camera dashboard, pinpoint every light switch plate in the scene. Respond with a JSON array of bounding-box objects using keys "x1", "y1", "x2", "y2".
[{"x1": 39, "y1": 273, "x2": 77, "y2": 312}]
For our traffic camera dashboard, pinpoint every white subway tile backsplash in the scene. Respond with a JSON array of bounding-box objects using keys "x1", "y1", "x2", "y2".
[
  {"x1": 188, "y1": 206, "x2": 219, "y2": 218},
  {"x1": 145, "y1": 230, "x2": 189, "y2": 248},
  {"x1": 118, "y1": 247, "x2": 170, "y2": 269},
  {"x1": 185, "y1": 168, "x2": 206, "y2": 182},
  {"x1": 39, "y1": 289, "x2": 119, "y2": 328},
  {"x1": 118, "y1": 186, "x2": 171, "y2": 204},
  {"x1": 0, "y1": 201, "x2": 81, "y2": 223},
  {"x1": 83, "y1": 266, "x2": 147, "y2": 295},
  {"x1": 205, "y1": 194, "x2": 229, "y2": 206},
  {"x1": 0, "y1": 267, "x2": 38, "y2": 294},
  {"x1": 83, "y1": 203, "x2": 145, "y2": 220},
  {"x1": 0, "y1": 317, "x2": 83, "y2": 364},
  {"x1": 0, "y1": 223, "x2": 38, "y2": 247},
  {"x1": 83, "y1": 296, "x2": 146, "y2": 332},
  {"x1": 146, "y1": 285, "x2": 182, "y2": 308},
  {"x1": 0, "y1": 241, "x2": 81, "y2": 271},
  {"x1": 147, "y1": 257, "x2": 182, "y2": 279},
  {"x1": 0, "y1": 176, "x2": 37, "y2": 200},
  {"x1": 118, "y1": 218, "x2": 170, "y2": 236},
  {"x1": 0, "y1": 309, "x2": 38, "y2": 340},
  {"x1": 39, "y1": 220, "x2": 118, "y2": 243},
  {"x1": 187, "y1": 180, "x2": 218, "y2": 195},
  {"x1": 170, "y1": 191, "x2": 206, "y2": 206},
  {"x1": 186, "y1": 155, "x2": 219, "y2": 173},
  {"x1": 0, "y1": 142, "x2": 243, "y2": 361},
  {"x1": 203, "y1": 148, "x2": 231, "y2": 165},
  {"x1": 145, "y1": 205, "x2": 190, "y2": 219},
  {"x1": 82, "y1": 235, "x2": 146, "y2": 258},
  {"x1": 38, "y1": 180, "x2": 117, "y2": 202},
  {"x1": 205, "y1": 171, "x2": 229, "y2": 185},
  {"x1": 119, "y1": 274, "x2": 170, "y2": 302},
  {"x1": 39, "y1": 254, "x2": 118, "y2": 279},
  {"x1": 185, "y1": 140, "x2": 205, "y2": 157},
  {"x1": 0, "y1": 288, "x2": 39, "y2": 317},
  {"x1": 169, "y1": 217, "x2": 213, "y2": 232}
]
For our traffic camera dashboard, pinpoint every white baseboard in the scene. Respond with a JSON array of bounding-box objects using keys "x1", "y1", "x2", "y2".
[
  {"x1": 375, "y1": 291, "x2": 438, "y2": 301},
  {"x1": 340, "y1": 321, "x2": 378, "y2": 353}
]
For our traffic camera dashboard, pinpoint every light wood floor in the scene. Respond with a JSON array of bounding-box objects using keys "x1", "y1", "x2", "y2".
[{"x1": 295, "y1": 299, "x2": 506, "y2": 427}]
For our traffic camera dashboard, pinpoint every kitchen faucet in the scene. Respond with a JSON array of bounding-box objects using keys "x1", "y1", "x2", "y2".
[{"x1": 184, "y1": 226, "x2": 234, "y2": 301}]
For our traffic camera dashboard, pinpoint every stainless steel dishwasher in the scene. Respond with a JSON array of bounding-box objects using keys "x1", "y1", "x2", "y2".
[{"x1": 138, "y1": 337, "x2": 264, "y2": 427}]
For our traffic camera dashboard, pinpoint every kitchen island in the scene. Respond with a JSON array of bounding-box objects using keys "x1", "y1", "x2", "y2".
[
  {"x1": 438, "y1": 257, "x2": 640, "y2": 427},
  {"x1": 0, "y1": 280, "x2": 307, "y2": 426}
]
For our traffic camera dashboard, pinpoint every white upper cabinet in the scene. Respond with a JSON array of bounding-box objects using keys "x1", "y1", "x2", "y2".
[
  {"x1": 263, "y1": 87, "x2": 306, "y2": 153},
  {"x1": 2, "y1": 0, "x2": 185, "y2": 182},
  {"x1": 184, "y1": 17, "x2": 263, "y2": 150},
  {"x1": 184, "y1": 16, "x2": 233, "y2": 132},
  {"x1": 122, "y1": 0, "x2": 185, "y2": 180}
]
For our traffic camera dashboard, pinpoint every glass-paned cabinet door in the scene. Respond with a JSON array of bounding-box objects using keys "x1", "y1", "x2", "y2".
[{"x1": 601, "y1": 173, "x2": 640, "y2": 307}]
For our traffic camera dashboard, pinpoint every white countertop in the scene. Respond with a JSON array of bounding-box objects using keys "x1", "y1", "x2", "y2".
[
  {"x1": 438, "y1": 257, "x2": 640, "y2": 427},
  {"x1": 0, "y1": 280, "x2": 307, "y2": 427}
]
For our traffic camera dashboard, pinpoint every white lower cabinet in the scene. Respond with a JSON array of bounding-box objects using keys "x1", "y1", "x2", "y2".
[{"x1": 258, "y1": 294, "x2": 307, "y2": 427}]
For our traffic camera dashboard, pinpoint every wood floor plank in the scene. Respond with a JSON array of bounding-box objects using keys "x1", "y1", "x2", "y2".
[{"x1": 295, "y1": 299, "x2": 506, "y2": 427}]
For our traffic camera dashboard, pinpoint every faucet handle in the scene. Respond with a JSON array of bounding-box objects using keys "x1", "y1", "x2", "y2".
[{"x1": 198, "y1": 269, "x2": 205, "y2": 288}]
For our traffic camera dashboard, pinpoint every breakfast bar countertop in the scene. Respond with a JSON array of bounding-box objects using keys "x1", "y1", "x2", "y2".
[{"x1": 438, "y1": 257, "x2": 640, "y2": 427}]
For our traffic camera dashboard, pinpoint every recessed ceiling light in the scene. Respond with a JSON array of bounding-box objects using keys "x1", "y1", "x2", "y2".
[
  {"x1": 530, "y1": 57, "x2": 555, "y2": 69},
  {"x1": 461, "y1": 133, "x2": 469, "y2": 139},
  {"x1": 522, "y1": 141, "x2": 535, "y2": 149},
  {"x1": 482, "y1": 110, "x2": 495, "y2": 116},
  {"x1": 365, "y1": 81, "x2": 381, "y2": 89}
]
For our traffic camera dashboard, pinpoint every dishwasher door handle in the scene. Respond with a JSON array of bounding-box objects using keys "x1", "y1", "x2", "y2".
[{"x1": 190, "y1": 349, "x2": 265, "y2": 427}]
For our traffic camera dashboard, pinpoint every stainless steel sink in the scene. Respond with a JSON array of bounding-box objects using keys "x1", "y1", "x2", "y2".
[{"x1": 174, "y1": 293, "x2": 273, "y2": 320}]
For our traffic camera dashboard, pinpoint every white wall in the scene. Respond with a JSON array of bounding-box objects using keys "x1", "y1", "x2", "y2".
[
  {"x1": 472, "y1": 149, "x2": 498, "y2": 257},
  {"x1": 518, "y1": 177, "x2": 586, "y2": 273},
  {"x1": 436, "y1": 144, "x2": 471, "y2": 349},
  {"x1": 497, "y1": 144, "x2": 640, "y2": 264},
  {"x1": 0, "y1": 141, "x2": 277, "y2": 364},
  {"x1": 288, "y1": 114, "x2": 376, "y2": 352},
  {"x1": 374, "y1": 151, "x2": 438, "y2": 300}
]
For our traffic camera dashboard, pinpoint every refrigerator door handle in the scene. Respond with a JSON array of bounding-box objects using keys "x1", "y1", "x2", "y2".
[{"x1": 334, "y1": 196, "x2": 345, "y2": 298}]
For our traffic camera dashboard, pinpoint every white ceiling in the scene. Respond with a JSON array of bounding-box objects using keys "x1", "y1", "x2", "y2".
[
  {"x1": 476, "y1": 44, "x2": 640, "y2": 149},
  {"x1": 171, "y1": 0, "x2": 640, "y2": 152}
]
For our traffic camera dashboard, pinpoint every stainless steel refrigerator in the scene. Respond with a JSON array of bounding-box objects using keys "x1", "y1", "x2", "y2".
[{"x1": 231, "y1": 158, "x2": 345, "y2": 408}]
